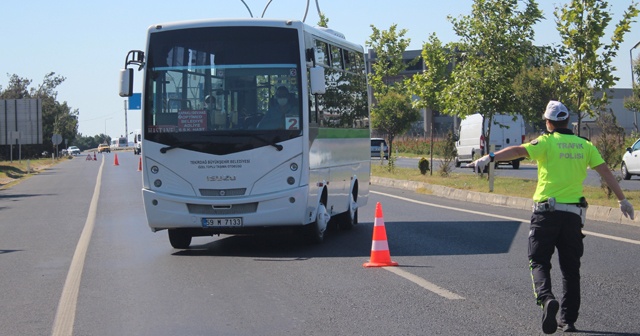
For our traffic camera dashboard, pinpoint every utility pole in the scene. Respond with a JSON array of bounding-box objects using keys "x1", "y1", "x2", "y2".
[
  {"x1": 631, "y1": 41, "x2": 640, "y2": 132},
  {"x1": 124, "y1": 100, "x2": 128, "y2": 146}
]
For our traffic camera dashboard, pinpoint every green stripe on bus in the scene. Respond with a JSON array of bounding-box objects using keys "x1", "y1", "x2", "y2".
[{"x1": 317, "y1": 128, "x2": 370, "y2": 139}]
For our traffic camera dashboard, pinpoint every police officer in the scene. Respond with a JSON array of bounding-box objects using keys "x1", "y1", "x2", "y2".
[{"x1": 468, "y1": 100, "x2": 634, "y2": 334}]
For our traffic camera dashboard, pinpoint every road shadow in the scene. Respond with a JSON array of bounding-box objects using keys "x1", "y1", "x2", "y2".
[
  {"x1": 0, "y1": 193, "x2": 52, "y2": 199},
  {"x1": 0, "y1": 250, "x2": 22, "y2": 255},
  {"x1": 0, "y1": 165, "x2": 25, "y2": 179},
  {"x1": 172, "y1": 220, "x2": 522, "y2": 259}
]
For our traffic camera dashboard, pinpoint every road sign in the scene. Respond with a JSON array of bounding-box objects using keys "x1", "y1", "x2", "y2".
[
  {"x1": 128, "y1": 93, "x2": 141, "y2": 110},
  {"x1": 52, "y1": 134, "x2": 62, "y2": 145}
]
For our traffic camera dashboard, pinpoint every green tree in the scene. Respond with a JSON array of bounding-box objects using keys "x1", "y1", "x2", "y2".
[
  {"x1": 445, "y1": 0, "x2": 542, "y2": 152},
  {"x1": 513, "y1": 63, "x2": 563, "y2": 131},
  {"x1": 409, "y1": 33, "x2": 451, "y2": 174},
  {"x1": 555, "y1": 0, "x2": 639, "y2": 135},
  {"x1": 367, "y1": 24, "x2": 417, "y2": 165},
  {"x1": 370, "y1": 91, "x2": 420, "y2": 161},
  {"x1": 624, "y1": 54, "x2": 640, "y2": 123},
  {"x1": 367, "y1": 24, "x2": 415, "y2": 96},
  {"x1": 594, "y1": 108, "x2": 625, "y2": 198},
  {"x1": 317, "y1": 13, "x2": 329, "y2": 28}
]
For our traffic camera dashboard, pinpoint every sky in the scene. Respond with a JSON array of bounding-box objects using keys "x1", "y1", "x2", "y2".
[{"x1": 1, "y1": 0, "x2": 638, "y2": 140}]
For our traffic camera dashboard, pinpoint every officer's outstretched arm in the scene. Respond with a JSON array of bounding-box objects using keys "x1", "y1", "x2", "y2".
[
  {"x1": 594, "y1": 163, "x2": 634, "y2": 220},
  {"x1": 466, "y1": 145, "x2": 528, "y2": 170}
]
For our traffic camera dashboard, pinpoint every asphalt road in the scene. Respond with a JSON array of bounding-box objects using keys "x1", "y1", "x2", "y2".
[
  {"x1": 1, "y1": 153, "x2": 639, "y2": 335},
  {"x1": 385, "y1": 156, "x2": 640, "y2": 191}
]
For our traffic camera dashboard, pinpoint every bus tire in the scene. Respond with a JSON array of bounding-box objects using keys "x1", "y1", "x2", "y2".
[
  {"x1": 168, "y1": 229, "x2": 192, "y2": 249},
  {"x1": 338, "y1": 192, "x2": 358, "y2": 230},
  {"x1": 306, "y1": 202, "x2": 329, "y2": 244}
]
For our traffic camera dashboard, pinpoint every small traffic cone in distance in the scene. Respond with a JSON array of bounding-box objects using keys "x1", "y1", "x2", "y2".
[
  {"x1": 93, "y1": 152, "x2": 97, "y2": 161},
  {"x1": 363, "y1": 202, "x2": 398, "y2": 268},
  {"x1": 114, "y1": 153, "x2": 119, "y2": 166},
  {"x1": 137, "y1": 156, "x2": 142, "y2": 171}
]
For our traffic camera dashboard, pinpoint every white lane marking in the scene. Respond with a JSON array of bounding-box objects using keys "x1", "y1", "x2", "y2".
[
  {"x1": 370, "y1": 190, "x2": 640, "y2": 299},
  {"x1": 384, "y1": 267, "x2": 465, "y2": 300},
  {"x1": 584, "y1": 231, "x2": 640, "y2": 245},
  {"x1": 52, "y1": 157, "x2": 104, "y2": 336},
  {"x1": 371, "y1": 190, "x2": 640, "y2": 245}
]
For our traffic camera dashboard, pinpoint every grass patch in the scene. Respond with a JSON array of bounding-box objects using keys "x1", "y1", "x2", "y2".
[
  {"x1": 372, "y1": 165, "x2": 637, "y2": 209},
  {"x1": 0, "y1": 158, "x2": 61, "y2": 189}
]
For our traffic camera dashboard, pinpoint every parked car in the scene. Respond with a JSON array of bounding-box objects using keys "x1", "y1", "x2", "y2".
[
  {"x1": 621, "y1": 138, "x2": 640, "y2": 180},
  {"x1": 67, "y1": 146, "x2": 81, "y2": 155},
  {"x1": 98, "y1": 144, "x2": 111, "y2": 153},
  {"x1": 371, "y1": 138, "x2": 389, "y2": 159}
]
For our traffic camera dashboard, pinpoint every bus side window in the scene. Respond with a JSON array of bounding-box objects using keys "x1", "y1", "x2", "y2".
[
  {"x1": 315, "y1": 40, "x2": 329, "y2": 67},
  {"x1": 330, "y1": 45, "x2": 343, "y2": 70}
]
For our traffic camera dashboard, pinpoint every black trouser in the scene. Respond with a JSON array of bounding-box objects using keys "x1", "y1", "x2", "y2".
[{"x1": 528, "y1": 210, "x2": 584, "y2": 324}]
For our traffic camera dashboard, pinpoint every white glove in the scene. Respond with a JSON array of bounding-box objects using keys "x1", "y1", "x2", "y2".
[
  {"x1": 466, "y1": 155, "x2": 490, "y2": 172},
  {"x1": 619, "y1": 199, "x2": 634, "y2": 220}
]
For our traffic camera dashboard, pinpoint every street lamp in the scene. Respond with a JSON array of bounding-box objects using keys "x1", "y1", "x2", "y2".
[{"x1": 630, "y1": 41, "x2": 640, "y2": 132}]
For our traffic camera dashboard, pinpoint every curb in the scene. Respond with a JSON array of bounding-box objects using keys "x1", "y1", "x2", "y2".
[{"x1": 371, "y1": 176, "x2": 639, "y2": 227}]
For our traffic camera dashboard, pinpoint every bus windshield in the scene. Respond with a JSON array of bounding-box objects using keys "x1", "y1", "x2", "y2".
[{"x1": 144, "y1": 26, "x2": 302, "y2": 155}]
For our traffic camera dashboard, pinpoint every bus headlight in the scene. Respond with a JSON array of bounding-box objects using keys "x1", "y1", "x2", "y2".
[
  {"x1": 151, "y1": 166, "x2": 159, "y2": 174},
  {"x1": 154, "y1": 179, "x2": 162, "y2": 188},
  {"x1": 287, "y1": 177, "x2": 295, "y2": 185},
  {"x1": 290, "y1": 163, "x2": 298, "y2": 171}
]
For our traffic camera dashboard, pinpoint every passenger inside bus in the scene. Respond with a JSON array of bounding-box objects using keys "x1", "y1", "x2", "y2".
[{"x1": 256, "y1": 86, "x2": 299, "y2": 129}]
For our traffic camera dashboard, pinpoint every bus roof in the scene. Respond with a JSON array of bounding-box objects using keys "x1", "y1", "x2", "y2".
[{"x1": 146, "y1": 18, "x2": 363, "y2": 52}]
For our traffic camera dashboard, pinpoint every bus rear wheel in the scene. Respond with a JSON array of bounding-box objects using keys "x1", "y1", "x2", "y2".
[
  {"x1": 168, "y1": 229, "x2": 192, "y2": 249},
  {"x1": 338, "y1": 193, "x2": 358, "y2": 230}
]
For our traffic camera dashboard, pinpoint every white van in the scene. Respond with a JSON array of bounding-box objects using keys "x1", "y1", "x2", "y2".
[
  {"x1": 133, "y1": 129, "x2": 142, "y2": 155},
  {"x1": 455, "y1": 113, "x2": 525, "y2": 169}
]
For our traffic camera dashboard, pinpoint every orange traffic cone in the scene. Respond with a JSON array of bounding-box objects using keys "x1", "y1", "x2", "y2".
[
  {"x1": 113, "y1": 153, "x2": 119, "y2": 166},
  {"x1": 363, "y1": 202, "x2": 398, "y2": 268},
  {"x1": 93, "y1": 152, "x2": 97, "y2": 161},
  {"x1": 137, "y1": 156, "x2": 142, "y2": 171}
]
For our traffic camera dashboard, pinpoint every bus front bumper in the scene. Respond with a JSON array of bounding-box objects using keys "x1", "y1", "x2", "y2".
[{"x1": 142, "y1": 187, "x2": 311, "y2": 232}]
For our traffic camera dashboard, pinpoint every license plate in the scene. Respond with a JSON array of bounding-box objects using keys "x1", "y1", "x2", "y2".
[{"x1": 202, "y1": 217, "x2": 243, "y2": 227}]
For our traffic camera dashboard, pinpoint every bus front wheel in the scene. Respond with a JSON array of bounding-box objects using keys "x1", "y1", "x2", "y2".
[
  {"x1": 168, "y1": 229, "x2": 192, "y2": 249},
  {"x1": 306, "y1": 202, "x2": 329, "y2": 244}
]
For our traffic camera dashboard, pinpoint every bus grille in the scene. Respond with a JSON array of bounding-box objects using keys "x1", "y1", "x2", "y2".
[
  {"x1": 187, "y1": 202, "x2": 258, "y2": 215},
  {"x1": 199, "y1": 188, "x2": 247, "y2": 196}
]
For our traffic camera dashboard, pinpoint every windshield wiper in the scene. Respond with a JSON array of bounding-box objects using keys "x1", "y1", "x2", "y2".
[
  {"x1": 159, "y1": 143, "x2": 190, "y2": 153},
  {"x1": 160, "y1": 135, "x2": 283, "y2": 153},
  {"x1": 215, "y1": 133, "x2": 283, "y2": 151},
  {"x1": 239, "y1": 134, "x2": 283, "y2": 151}
]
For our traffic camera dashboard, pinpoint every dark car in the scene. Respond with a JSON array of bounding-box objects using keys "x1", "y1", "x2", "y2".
[{"x1": 371, "y1": 138, "x2": 389, "y2": 159}]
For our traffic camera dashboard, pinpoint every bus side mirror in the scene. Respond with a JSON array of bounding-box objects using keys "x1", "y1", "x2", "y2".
[
  {"x1": 309, "y1": 67, "x2": 325, "y2": 95},
  {"x1": 119, "y1": 68, "x2": 133, "y2": 97}
]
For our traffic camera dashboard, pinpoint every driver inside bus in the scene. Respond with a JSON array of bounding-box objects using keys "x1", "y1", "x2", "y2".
[
  {"x1": 204, "y1": 94, "x2": 224, "y2": 129},
  {"x1": 256, "y1": 86, "x2": 299, "y2": 129}
]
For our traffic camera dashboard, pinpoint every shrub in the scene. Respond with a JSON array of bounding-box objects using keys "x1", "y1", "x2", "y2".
[{"x1": 418, "y1": 157, "x2": 429, "y2": 174}]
